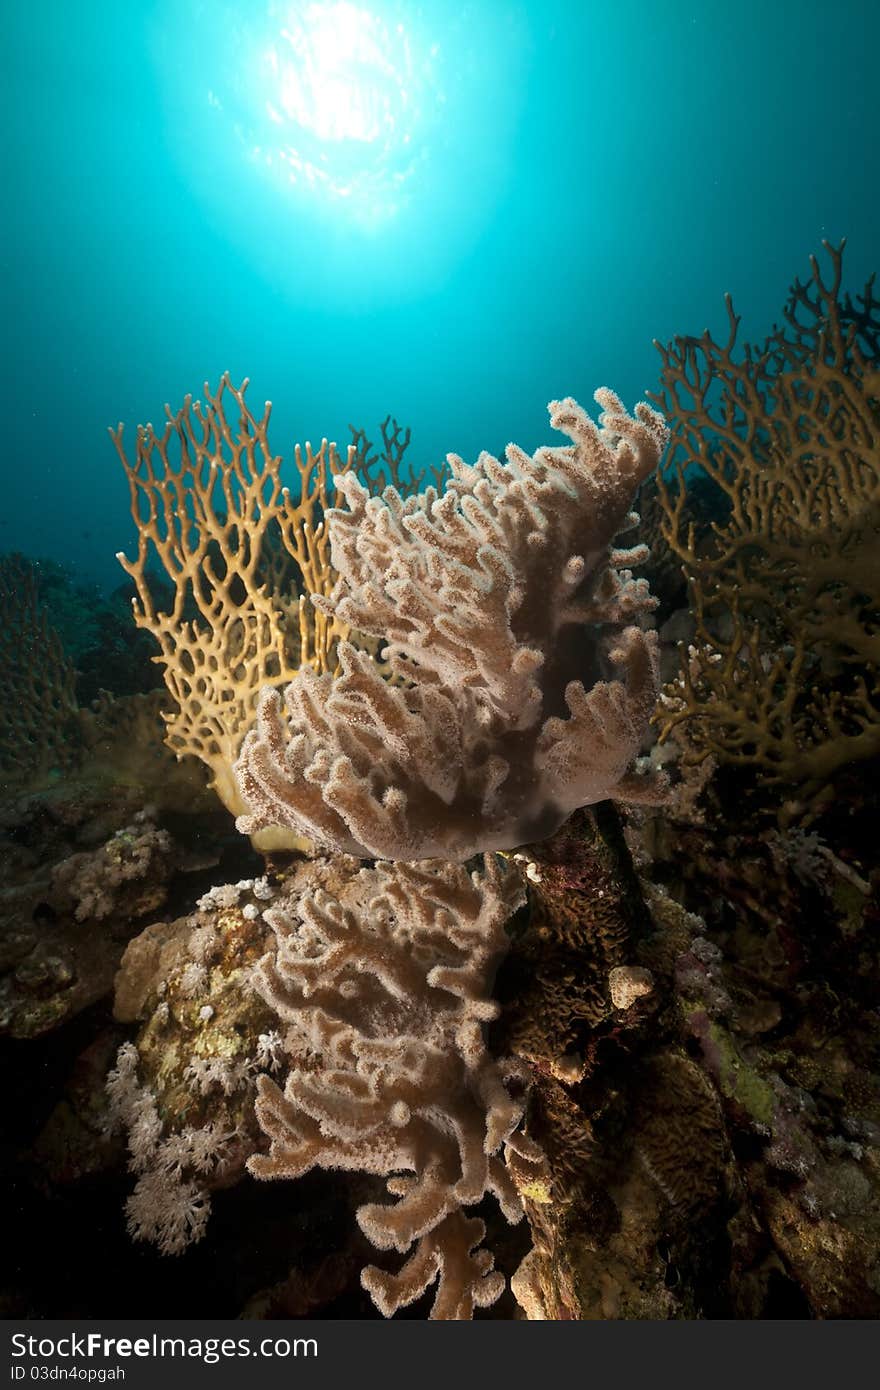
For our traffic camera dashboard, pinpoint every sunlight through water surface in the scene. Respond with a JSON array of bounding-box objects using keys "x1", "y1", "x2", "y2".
[{"x1": 227, "y1": 2, "x2": 433, "y2": 227}]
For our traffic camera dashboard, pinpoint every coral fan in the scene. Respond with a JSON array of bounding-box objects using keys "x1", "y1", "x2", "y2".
[
  {"x1": 236, "y1": 390, "x2": 669, "y2": 860},
  {"x1": 111, "y1": 374, "x2": 355, "y2": 824},
  {"x1": 652, "y1": 241, "x2": 880, "y2": 820}
]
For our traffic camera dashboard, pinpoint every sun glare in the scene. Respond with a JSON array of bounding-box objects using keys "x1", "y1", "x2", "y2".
[
  {"x1": 245, "y1": 2, "x2": 426, "y2": 226},
  {"x1": 158, "y1": 0, "x2": 527, "y2": 280}
]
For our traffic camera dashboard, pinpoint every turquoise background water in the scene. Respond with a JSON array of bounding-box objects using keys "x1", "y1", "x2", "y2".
[{"x1": 2, "y1": 0, "x2": 878, "y2": 589}]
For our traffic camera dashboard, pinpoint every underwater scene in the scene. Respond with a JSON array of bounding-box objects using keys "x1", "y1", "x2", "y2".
[{"x1": 1, "y1": 0, "x2": 879, "y2": 1323}]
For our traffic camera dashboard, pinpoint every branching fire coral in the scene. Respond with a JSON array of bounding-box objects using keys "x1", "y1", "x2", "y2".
[
  {"x1": 236, "y1": 390, "x2": 669, "y2": 859},
  {"x1": 652, "y1": 241, "x2": 880, "y2": 817},
  {"x1": 248, "y1": 853, "x2": 545, "y2": 1318},
  {"x1": 111, "y1": 374, "x2": 355, "y2": 822}
]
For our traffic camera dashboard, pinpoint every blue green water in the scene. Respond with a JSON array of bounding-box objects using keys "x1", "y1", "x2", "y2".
[{"x1": 2, "y1": 0, "x2": 878, "y2": 590}]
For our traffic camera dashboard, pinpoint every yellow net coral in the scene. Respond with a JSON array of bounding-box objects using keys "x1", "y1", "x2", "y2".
[
  {"x1": 652, "y1": 241, "x2": 880, "y2": 821},
  {"x1": 111, "y1": 374, "x2": 354, "y2": 825}
]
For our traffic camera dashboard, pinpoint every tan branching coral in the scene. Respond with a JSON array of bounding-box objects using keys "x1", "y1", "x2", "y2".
[
  {"x1": 248, "y1": 853, "x2": 546, "y2": 1318},
  {"x1": 112, "y1": 374, "x2": 354, "y2": 821},
  {"x1": 236, "y1": 390, "x2": 669, "y2": 860},
  {"x1": 348, "y1": 413, "x2": 447, "y2": 495},
  {"x1": 652, "y1": 242, "x2": 880, "y2": 817}
]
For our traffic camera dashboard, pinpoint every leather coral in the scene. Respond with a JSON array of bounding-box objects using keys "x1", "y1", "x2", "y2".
[
  {"x1": 235, "y1": 390, "x2": 669, "y2": 859},
  {"x1": 247, "y1": 853, "x2": 545, "y2": 1318}
]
